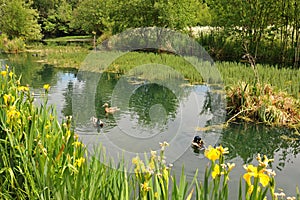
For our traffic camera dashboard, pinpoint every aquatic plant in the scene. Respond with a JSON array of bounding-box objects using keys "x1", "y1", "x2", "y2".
[{"x1": 226, "y1": 82, "x2": 300, "y2": 130}]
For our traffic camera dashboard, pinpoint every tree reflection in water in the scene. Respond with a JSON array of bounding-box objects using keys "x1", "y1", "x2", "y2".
[{"x1": 221, "y1": 123, "x2": 300, "y2": 170}]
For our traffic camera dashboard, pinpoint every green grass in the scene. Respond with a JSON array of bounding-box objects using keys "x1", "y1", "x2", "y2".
[
  {"x1": 43, "y1": 35, "x2": 93, "y2": 42},
  {"x1": 217, "y1": 62, "x2": 300, "y2": 99}
]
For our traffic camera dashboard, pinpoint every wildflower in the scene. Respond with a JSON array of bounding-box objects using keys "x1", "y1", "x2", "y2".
[
  {"x1": 204, "y1": 145, "x2": 220, "y2": 161},
  {"x1": 6, "y1": 106, "x2": 21, "y2": 123},
  {"x1": 46, "y1": 134, "x2": 51, "y2": 139},
  {"x1": 243, "y1": 164, "x2": 270, "y2": 187},
  {"x1": 227, "y1": 163, "x2": 235, "y2": 172},
  {"x1": 247, "y1": 185, "x2": 254, "y2": 195},
  {"x1": 9, "y1": 71, "x2": 13, "y2": 78},
  {"x1": 132, "y1": 156, "x2": 139, "y2": 165},
  {"x1": 72, "y1": 141, "x2": 83, "y2": 148},
  {"x1": 150, "y1": 150, "x2": 157, "y2": 159},
  {"x1": 1, "y1": 70, "x2": 7, "y2": 76},
  {"x1": 154, "y1": 192, "x2": 159, "y2": 198},
  {"x1": 141, "y1": 181, "x2": 151, "y2": 192},
  {"x1": 43, "y1": 84, "x2": 50, "y2": 92},
  {"x1": 216, "y1": 145, "x2": 229, "y2": 155},
  {"x1": 159, "y1": 141, "x2": 169, "y2": 151},
  {"x1": 74, "y1": 133, "x2": 79, "y2": 140},
  {"x1": 274, "y1": 192, "x2": 286, "y2": 198},
  {"x1": 3, "y1": 94, "x2": 15, "y2": 105},
  {"x1": 162, "y1": 167, "x2": 169, "y2": 180},
  {"x1": 212, "y1": 164, "x2": 221, "y2": 179},
  {"x1": 17, "y1": 86, "x2": 29, "y2": 92},
  {"x1": 75, "y1": 157, "x2": 85, "y2": 167},
  {"x1": 257, "y1": 154, "x2": 274, "y2": 168}
]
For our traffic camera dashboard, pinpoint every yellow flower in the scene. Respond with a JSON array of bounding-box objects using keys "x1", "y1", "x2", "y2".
[
  {"x1": 162, "y1": 167, "x2": 169, "y2": 181},
  {"x1": 141, "y1": 181, "x2": 151, "y2": 192},
  {"x1": 247, "y1": 185, "x2": 254, "y2": 195},
  {"x1": 212, "y1": 164, "x2": 221, "y2": 179},
  {"x1": 1, "y1": 71, "x2": 7, "y2": 76},
  {"x1": 204, "y1": 145, "x2": 220, "y2": 161},
  {"x1": 154, "y1": 192, "x2": 159, "y2": 198},
  {"x1": 3, "y1": 94, "x2": 15, "y2": 105},
  {"x1": 17, "y1": 86, "x2": 29, "y2": 92},
  {"x1": 243, "y1": 164, "x2": 270, "y2": 187},
  {"x1": 150, "y1": 150, "x2": 157, "y2": 159},
  {"x1": 257, "y1": 154, "x2": 274, "y2": 168},
  {"x1": 46, "y1": 134, "x2": 51, "y2": 139},
  {"x1": 216, "y1": 145, "x2": 229, "y2": 155},
  {"x1": 132, "y1": 156, "x2": 139, "y2": 165},
  {"x1": 9, "y1": 71, "x2": 13, "y2": 78},
  {"x1": 72, "y1": 141, "x2": 83, "y2": 148},
  {"x1": 6, "y1": 106, "x2": 21, "y2": 123},
  {"x1": 75, "y1": 157, "x2": 85, "y2": 167},
  {"x1": 227, "y1": 163, "x2": 235, "y2": 172},
  {"x1": 43, "y1": 84, "x2": 50, "y2": 92}
]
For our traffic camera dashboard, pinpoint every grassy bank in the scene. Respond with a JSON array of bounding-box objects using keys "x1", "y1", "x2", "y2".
[{"x1": 1, "y1": 67, "x2": 299, "y2": 199}]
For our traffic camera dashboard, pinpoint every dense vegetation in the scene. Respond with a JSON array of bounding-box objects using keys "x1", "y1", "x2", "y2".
[
  {"x1": 0, "y1": 0, "x2": 299, "y2": 66},
  {"x1": 1, "y1": 68, "x2": 299, "y2": 199}
]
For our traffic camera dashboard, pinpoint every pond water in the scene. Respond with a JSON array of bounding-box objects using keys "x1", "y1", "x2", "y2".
[{"x1": 1, "y1": 53, "x2": 300, "y2": 198}]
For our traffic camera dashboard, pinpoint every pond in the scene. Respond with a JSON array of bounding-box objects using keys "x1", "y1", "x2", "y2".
[{"x1": 1, "y1": 52, "x2": 300, "y2": 198}]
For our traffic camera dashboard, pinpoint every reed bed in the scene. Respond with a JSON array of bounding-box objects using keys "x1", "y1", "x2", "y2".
[
  {"x1": 217, "y1": 62, "x2": 300, "y2": 99},
  {"x1": 226, "y1": 82, "x2": 300, "y2": 131},
  {"x1": 1, "y1": 66, "x2": 299, "y2": 199},
  {"x1": 26, "y1": 46, "x2": 89, "y2": 68}
]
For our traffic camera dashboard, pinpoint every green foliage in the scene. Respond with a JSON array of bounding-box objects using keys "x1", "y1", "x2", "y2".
[
  {"x1": 0, "y1": 0, "x2": 42, "y2": 40},
  {"x1": 0, "y1": 33, "x2": 26, "y2": 53},
  {"x1": 206, "y1": 0, "x2": 300, "y2": 67},
  {"x1": 71, "y1": 0, "x2": 208, "y2": 35}
]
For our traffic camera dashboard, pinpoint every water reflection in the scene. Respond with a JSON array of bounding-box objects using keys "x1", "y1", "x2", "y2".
[{"x1": 221, "y1": 123, "x2": 300, "y2": 170}]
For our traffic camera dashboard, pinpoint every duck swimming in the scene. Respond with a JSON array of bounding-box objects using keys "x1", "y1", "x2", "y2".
[
  {"x1": 90, "y1": 116, "x2": 104, "y2": 128},
  {"x1": 191, "y1": 136, "x2": 205, "y2": 150},
  {"x1": 102, "y1": 103, "x2": 120, "y2": 114}
]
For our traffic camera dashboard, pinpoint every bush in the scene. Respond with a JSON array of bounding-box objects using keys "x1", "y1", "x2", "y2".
[{"x1": 0, "y1": 34, "x2": 26, "y2": 53}]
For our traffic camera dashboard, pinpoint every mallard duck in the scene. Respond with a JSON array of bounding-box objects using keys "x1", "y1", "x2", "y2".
[
  {"x1": 102, "y1": 103, "x2": 119, "y2": 114},
  {"x1": 191, "y1": 136, "x2": 205, "y2": 150},
  {"x1": 90, "y1": 116, "x2": 104, "y2": 128}
]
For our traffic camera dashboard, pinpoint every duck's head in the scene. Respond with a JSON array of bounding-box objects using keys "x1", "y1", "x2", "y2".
[
  {"x1": 193, "y1": 136, "x2": 202, "y2": 144},
  {"x1": 102, "y1": 103, "x2": 109, "y2": 107}
]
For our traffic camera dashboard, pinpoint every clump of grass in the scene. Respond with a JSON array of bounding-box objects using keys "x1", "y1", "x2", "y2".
[
  {"x1": 26, "y1": 45, "x2": 89, "y2": 68},
  {"x1": 226, "y1": 82, "x2": 300, "y2": 130},
  {"x1": 217, "y1": 62, "x2": 300, "y2": 99}
]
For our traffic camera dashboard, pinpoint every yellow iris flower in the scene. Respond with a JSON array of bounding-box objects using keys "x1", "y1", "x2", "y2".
[
  {"x1": 243, "y1": 164, "x2": 270, "y2": 187},
  {"x1": 1, "y1": 71, "x2": 7, "y2": 77},
  {"x1": 75, "y1": 157, "x2": 85, "y2": 167},
  {"x1": 212, "y1": 164, "x2": 221, "y2": 179},
  {"x1": 6, "y1": 106, "x2": 21, "y2": 123},
  {"x1": 3, "y1": 94, "x2": 15, "y2": 105},
  {"x1": 205, "y1": 145, "x2": 220, "y2": 161},
  {"x1": 43, "y1": 84, "x2": 50, "y2": 92}
]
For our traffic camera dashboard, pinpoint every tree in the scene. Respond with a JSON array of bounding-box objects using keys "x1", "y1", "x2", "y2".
[
  {"x1": 0, "y1": 0, "x2": 42, "y2": 40},
  {"x1": 32, "y1": 0, "x2": 77, "y2": 37},
  {"x1": 71, "y1": 0, "x2": 114, "y2": 35}
]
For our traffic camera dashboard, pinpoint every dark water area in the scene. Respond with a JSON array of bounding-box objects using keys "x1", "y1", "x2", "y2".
[{"x1": 1, "y1": 53, "x2": 300, "y2": 197}]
